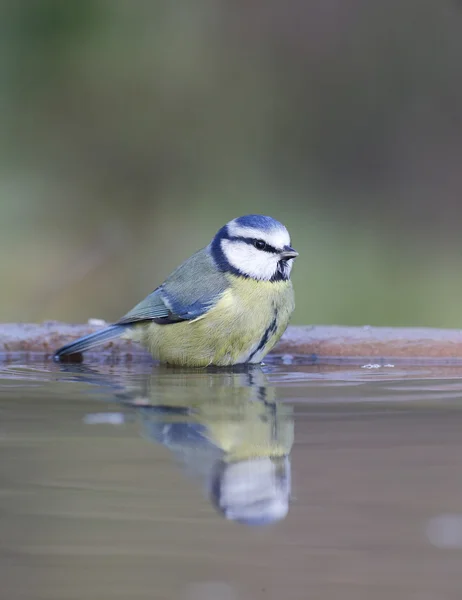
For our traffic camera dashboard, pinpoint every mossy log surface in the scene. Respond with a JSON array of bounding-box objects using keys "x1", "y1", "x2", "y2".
[{"x1": 1, "y1": 322, "x2": 462, "y2": 365}]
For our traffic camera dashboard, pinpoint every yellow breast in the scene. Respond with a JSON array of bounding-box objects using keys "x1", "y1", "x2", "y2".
[{"x1": 126, "y1": 276, "x2": 295, "y2": 367}]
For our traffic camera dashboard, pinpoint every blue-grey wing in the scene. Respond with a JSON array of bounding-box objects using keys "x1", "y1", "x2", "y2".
[{"x1": 116, "y1": 246, "x2": 229, "y2": 325}]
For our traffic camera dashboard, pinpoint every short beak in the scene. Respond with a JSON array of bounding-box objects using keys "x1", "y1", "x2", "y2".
[{"x1": 279, "y1": 246, "x2": 299, "y2": 260}]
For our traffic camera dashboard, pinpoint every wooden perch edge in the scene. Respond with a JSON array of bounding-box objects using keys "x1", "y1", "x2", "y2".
[{"x1": 1, "y1": 322, "x2": 462, "y2": 365}]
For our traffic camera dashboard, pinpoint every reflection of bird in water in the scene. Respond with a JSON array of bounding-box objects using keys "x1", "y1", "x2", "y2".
[
  {"x1": 63, "y1": 363, "x2": 294, "y2": 526},
  {"x1": 137, "y1": 367, "x2": 294, "y2": 526}
]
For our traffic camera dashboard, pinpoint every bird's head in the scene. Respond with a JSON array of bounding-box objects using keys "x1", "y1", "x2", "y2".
[{"x1": 210, "y1": 215, "x2": 298, "y2": 281}]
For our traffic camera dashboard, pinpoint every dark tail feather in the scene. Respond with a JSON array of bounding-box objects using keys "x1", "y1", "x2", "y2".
[{"x1": 53, "y1": 325, "x2": 126, "y2": 361}]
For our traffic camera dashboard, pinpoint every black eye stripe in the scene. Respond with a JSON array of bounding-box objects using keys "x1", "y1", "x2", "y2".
[{"x1": 229, "y1": 236, "x2": 279, "y2": 253}]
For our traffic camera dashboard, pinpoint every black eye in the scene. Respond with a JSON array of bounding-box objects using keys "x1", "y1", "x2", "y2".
[{"x1": 254, "y1": 239, "x2": 267, "y2": 250}]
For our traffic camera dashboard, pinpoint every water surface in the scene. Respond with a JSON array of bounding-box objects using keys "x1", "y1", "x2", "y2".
[{"x1": 2, "y1": 358, "x2": 462, "y2": 599}]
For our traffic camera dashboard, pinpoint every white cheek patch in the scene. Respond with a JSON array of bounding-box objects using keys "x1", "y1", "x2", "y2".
[
  {"x1": 221, "y1": 239, "x2": 280, "y2": 280},
  {"x1": 227, "y1": 221, "x2": 290, "y2": 250}
]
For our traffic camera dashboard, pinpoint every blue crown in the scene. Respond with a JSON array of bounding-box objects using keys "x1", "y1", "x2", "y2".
[{"x1": 233, "y1": 214, "x2": 285, "y2": 233}]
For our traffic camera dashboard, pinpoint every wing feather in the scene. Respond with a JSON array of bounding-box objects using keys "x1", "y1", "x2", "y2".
[{"x1": 116, "y1": 247, "x2": 229, "y2": 326}]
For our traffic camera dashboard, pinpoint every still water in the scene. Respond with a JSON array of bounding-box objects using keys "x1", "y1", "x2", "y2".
[{"x1": 2, "y1": 357, "x2": 462, "y2": 599}]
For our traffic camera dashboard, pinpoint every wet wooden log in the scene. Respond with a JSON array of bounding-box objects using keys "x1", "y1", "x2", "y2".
[{"x1": 1, "y1": 321, "x2": 462, "y2": 364}]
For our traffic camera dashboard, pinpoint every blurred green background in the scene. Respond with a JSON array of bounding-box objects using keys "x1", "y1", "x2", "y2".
[{"x1": 2, "y1": 0, "x2": 462, "y2": 327}]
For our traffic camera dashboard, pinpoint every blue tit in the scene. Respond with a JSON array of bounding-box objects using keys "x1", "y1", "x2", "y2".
[{"x1": 53, "y1": 214, "x2": 298, "y2": 367}]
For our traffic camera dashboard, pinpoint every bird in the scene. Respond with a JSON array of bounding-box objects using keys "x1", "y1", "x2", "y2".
[{"x1": 53, "y1": 214, "x2": 298, "y2": 367}]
